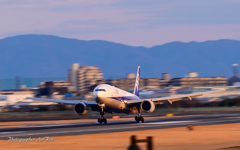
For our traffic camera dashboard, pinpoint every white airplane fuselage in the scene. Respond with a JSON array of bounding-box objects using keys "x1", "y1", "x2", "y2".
[{"x1": 93, "y1": 84, "x2": 140, "y2": 110}]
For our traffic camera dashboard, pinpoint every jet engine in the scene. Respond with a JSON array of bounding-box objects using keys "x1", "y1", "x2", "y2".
[
  {"x1": 140, "y1": 100, "x2": 155, "y2": 113},
  {"x1": 74, "y1": 103, "x2": 88, "y2": 115}
]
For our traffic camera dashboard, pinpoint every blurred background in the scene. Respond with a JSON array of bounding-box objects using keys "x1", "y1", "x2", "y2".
[{"x1": 0, "y1": 62, "x2": 240, "y2": 116}]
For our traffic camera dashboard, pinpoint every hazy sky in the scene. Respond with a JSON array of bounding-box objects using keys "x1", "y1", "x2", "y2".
[{"x1": 1, "y1": 0, "x2": 240, "y2": 47}]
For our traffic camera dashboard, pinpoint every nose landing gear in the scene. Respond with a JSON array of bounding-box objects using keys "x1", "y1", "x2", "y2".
[{"x1": 98, "y1": 104, "x2": 107, "y2": 124}]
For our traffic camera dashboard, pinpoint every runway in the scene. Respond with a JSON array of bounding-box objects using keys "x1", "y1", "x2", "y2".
[{"x1": 0, "y1": 113, "x2": 240, "y2": 140}]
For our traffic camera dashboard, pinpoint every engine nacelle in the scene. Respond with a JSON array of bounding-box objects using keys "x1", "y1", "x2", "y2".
[
  {"x1": 140, "y1": 100, "x2": 155, "y2": 113},
  {"x1": 74, "y1": 103, "x2": 88, "y2": 115}
]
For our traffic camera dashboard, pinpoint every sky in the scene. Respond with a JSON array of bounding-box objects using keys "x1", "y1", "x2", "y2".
[{"x1": 0, "y1": 0, "x2": 240, "y2": 47}]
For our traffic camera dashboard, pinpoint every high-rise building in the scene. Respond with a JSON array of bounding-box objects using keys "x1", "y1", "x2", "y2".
[
  {"x1": 68, "y1": 63, "x2": 79, "y2": 91},
  {"x1": 68, "y1": 63, "x2": 103, "y2": 92}
]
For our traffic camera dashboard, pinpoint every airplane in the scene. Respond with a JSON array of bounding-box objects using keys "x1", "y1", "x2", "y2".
[{"x1": 27, "y1": 66, "x2": 225, "y2": 124}]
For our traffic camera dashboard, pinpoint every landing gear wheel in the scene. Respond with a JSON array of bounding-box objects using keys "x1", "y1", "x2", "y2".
[
  {"x1": 135, "y1": 116, "x2": 144, "y2": 123},
  {"x1": 135, "y1": 116, "x2": 139, "y2": 123},
  {"x1": 98, "y1": 118, "x2": 102, "y2": 124},
  {"x1": 140, "y1": 116, "x2": 144, "y2": 123},
  {"x1": 103, "y1": 118, "x2": 107, "y2": 124},
  {"x1": 98, "y1": 117, "x2": 107, "y2": 124}
]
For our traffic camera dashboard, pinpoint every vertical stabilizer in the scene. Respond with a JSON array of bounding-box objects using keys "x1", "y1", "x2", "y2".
[{"x1": 133, "y1": 66, "x2": 140, "y2": 96}]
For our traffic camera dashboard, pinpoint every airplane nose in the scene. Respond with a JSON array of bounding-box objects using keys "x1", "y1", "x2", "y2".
[
  {"x1": 93, "y1": 91, "x2": 101, "y2": 103},
  {"x1": 93, "y1": 91, "x2": 98, "y2": 99}
]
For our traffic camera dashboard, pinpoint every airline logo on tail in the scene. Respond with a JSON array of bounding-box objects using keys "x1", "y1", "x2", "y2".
[{"x1": 133, "y1": 66, "x2": 140, "y2": 96}]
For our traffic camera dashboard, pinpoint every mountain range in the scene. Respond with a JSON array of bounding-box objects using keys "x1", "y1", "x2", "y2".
[{"x1": 0, "y1": 34, "x2": 239, "y2": 79}]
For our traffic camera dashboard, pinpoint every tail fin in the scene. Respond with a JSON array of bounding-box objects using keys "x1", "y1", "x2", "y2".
[{"x1": 133, "y1": 66, "x2": 140, "y2": 96}]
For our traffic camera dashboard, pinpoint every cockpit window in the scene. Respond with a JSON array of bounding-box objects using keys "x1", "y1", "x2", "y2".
[{"x1": 95, "y1": 89, "x2": 106, "y2": 92}]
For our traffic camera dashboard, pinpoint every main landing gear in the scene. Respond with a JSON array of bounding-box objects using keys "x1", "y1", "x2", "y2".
[
  {"x1": 98, "y1": 117, "x2": 107, "y2": 124},
  {"x1": 135, "y1": 110, "x2": 144, "y2": 123},
  {"x1": 98, "y1": 105, "x2": 107, "y2": 124}
]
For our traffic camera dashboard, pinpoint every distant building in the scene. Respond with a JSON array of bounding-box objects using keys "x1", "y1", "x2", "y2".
[
  {"x1": 0, "y1": 77, "x2": 67, "y2": 91},
  {"x1": 106, "y1": 78, "x2": 160, "y2": 91},
  {"x1": 39, "y1": 81, "x2": 71, "y2": 88},
  {"x1": 228, "y1": 63, "x2": 240, "y2": 86},
  {"x1": 68, "y1": 63, "x2": 79, "y2": 91},
  {"x1": 106, "y1": 78, "x2": 145, "y2": 91},
  {"x1": 68, "y1": 63, "x2": 103, "y2": 92},
  {"x1": 162, "y1": 73, "x2": 171, "y2": 80},
  {"x1": 188, "y1": 72, "x2": 198, "y2": 77},
  {"x1": 0, "y1": 90, "x2": 56, "y2": 107},
  {"x1": 228, "y1": 76, "x2": 240, "y2": 86},
  {"x1": 36, "y1": 80, "x2": 71, "y2": 98},
  {"x1": 106, "y1": 71, "x2": 227, "y2": 90},
  {"x1": 144, "y1": 78, "x2": 160, "y2": 89},
  {"x1": 127, "y1": 73, "x2": 135, "y2": 79},
  {"x1": 160, "y1": 73, "x2": 171, "y2": 88},
  {"x1": 171, "y1": 77, "x2": 227, "y2": 87},
  {"x1": 159, "y1": 73, "x2": 227, "y2": 88}
]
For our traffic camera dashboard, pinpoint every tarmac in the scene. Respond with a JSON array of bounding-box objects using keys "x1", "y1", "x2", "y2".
[{"x1": 0, "y1": 113, "x2": 240, "y2": 140}]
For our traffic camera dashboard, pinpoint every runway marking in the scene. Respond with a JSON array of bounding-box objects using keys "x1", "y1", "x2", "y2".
[
  {"x1": 34, "y1": 123, "x2": 77, "y2": 127},
  {"x1": 0, "y1": 131, "x2": 24, "y2": 134},
  {"x1": 226, "y1": 117, "x2": 240, "y2": 119},
  {"x1": 197, "y1": 119, "x2": 240, "y2": 125},
  {"x1": 146, "y1": 121, "x2": 196, "y2": 125},
  {"x1": 0, "y1": 126, "x2": 137, "y2": 138},
  {"x1": 1, "y1": 123, "x2": 86, "y2": 130},
  {"x1": 0, "y1": 121, "x2": 198, "y2": 138}
]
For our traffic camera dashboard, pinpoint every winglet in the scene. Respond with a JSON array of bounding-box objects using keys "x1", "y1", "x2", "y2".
[{"x1": 133, "y1": 66, "x2": 140, "y2": 96}]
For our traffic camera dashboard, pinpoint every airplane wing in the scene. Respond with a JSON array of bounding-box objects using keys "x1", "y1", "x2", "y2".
[
  {"x1": 126, "y1": 88, "x2": 226, "y2": 104},
  {"x1": 26, "y1": 97, "x2": 98, "y2": 106}
]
